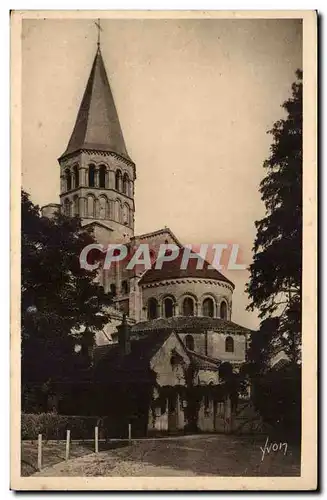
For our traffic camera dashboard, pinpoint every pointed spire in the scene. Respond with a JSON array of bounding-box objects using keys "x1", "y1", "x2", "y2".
[{"x1": 60, "y1": 48, "x2": 132, "y2": 162}]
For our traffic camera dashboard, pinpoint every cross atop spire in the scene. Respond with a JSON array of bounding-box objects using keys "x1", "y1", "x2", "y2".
[{"x1": 94, "y1": 18, "x2": 102, "y2": 50}]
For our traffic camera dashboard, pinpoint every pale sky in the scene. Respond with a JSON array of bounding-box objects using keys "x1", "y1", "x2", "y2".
[{"x1": 21, "y1": 18, "x2": 302, "y2": 330}]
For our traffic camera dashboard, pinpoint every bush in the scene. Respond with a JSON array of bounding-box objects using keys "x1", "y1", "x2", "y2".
[
  {"x1": 21, "y1": 413, "x2": 43, "y2": 440},
  {"x1": 21, "y1": 413, "x2": 104, "y2": 441},
  {"x1": 251, "y1": 364, "x2": 301, "y2": 442}
]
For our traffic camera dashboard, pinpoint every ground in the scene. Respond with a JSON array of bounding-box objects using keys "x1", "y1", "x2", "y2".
[
  {"x1": 28, "y1": 435, "x2": 301, "y2": 477},
  {"x1": 21, "y1": 441, "x2": 94, "y2": 476}
]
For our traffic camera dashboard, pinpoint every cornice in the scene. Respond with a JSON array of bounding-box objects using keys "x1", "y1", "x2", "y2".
[
  {"x1": 59, "y1": 149, "x2": 136, "y2": 176},
  {"x1": 141, "y1": 278, "x2": 234, "y2": 292},
  {"x1": 60, "y1": 186, "x2": 134, "y2": 203}
]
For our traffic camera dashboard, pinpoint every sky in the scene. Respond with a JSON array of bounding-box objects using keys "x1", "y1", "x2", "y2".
[{"x1": 21, "y1": 17, "x2": 302, "y2": 330}]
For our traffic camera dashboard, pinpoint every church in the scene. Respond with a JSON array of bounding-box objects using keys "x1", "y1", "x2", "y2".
[{"x1": 41, "y1": 38, "x2": 262, "y2": 436}]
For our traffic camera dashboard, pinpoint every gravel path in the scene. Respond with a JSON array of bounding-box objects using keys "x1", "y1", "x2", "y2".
[
  {"x1": 33, "y1": 435, "x2": 301, "y2": 477},
  {"x1": 33, "y1": 451, "x2": 197, "y2": 477}
]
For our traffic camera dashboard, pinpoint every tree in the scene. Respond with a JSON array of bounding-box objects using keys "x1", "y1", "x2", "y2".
[
  {"x1": 21, "y1": 191, "x2": 111, "y2": 411},
  {"x1": 246, "y1": 70, "x2": 303, "y2": 365}
]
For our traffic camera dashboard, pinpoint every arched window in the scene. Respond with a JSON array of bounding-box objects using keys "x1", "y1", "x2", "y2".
[
  {"x1": 87, "y1": 195, "x2": 95, "y2": 218},
  {"x1": 88, "y1": 165, "x2": 95, "y2": 187},
  {"x1": 110, "y1": 284, "x2": 117, "y2": 297},
  {"x1": 163, "y1": 297, "x2": 174, "y2": 318},
  {"x1": 225, "y1": 336, "x2": 234, "y2": 353},
  {"x1": 99, "y1": 196, "x2": 108, "y2": 220},
  {"x1": 99, "y1": 165, "x2": 106, "y2": 188},
  {"x1": 220, "y1": 301, "x2": 228, "y2": 320},
  {"x1": 121, "y1": 280, "x2": 129, "y2": 295},
  {"x1": 129, "y1": 208, "x2": 133, "y2": 227},
  {"x1": 63, "y1": 198, "x2": 71, "y2": 216},
  {"x1": 115, "y1": 170, "x2": 122, "y2": 191},
  {"x1": 182, "y1": 297, "x2": 194, "y2": 316},
  {"x1": 185, "y1": 334, "x2": 195, "y2": 351},
  {"x1": 65, "y1": 169, "x2": 72, "y2": 191},
  {"x1": 73, "y1": 165, "x2": 79, "y2": 188},
  {"x1": 108, "y1": 200, "x2": 114, "y2": 219},
  {"x1": 202, "y1": 297, "x2": 214, "y2": 317},
  {"x1": 148, "y1": 298, "x2": 158, "y2": 320},
  {"x1": 123, "y1": 203, "x2": 129, "y2": 225},
  {"x1": 73, "y1": 195, "x2": 79, "y2": 217},
  {"x1": 123, "y1": 173, "x2": 129, "y2": 195},
  {"x1": 115, "y1": 199, "x2": 122, "y2": 223}
]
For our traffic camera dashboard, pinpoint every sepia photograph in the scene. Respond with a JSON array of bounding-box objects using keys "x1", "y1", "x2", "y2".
[{"x1": 11, "y1": 10, "x2": 317, "y2": 490}]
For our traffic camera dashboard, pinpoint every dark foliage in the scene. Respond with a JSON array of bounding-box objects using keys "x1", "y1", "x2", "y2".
[
  {"x1": 21, "y1": 413, "x2": 104, "y2": 441},
  {"x1": 245, "y1": 71, "x2": 303, "y2": 440},
  {"x1": 246, "y1": 70, "x2": 303, "y2": 364},
  {"x1": 21, "y1": 191, "x2": 111, "y2": 412},
  {"x1": 251, "y1": 364, "x2": 302, "y2": 442}
]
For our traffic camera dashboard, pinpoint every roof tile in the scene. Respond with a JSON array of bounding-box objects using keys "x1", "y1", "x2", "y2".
[
  {"x1": 139, "y1": 248, "x2": 234, "y2": 287},
  {"x1": 131, "y1": 316, "x2": 251, "y2": 335}
]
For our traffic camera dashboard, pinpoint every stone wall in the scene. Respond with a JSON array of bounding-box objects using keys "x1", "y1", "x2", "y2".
[
  {"x1": 59, "y1": 150, "x2": 135, "y2": 239},
  {"x1": 150, "y1": 332, "x2": 190, "y2": 387}
]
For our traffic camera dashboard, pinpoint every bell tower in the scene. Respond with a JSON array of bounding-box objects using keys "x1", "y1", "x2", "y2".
[{"x1": 58, "y1": 43, "x2": 135, "y2": 242}]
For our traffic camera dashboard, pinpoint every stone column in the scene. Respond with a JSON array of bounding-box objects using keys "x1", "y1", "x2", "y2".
[
  {"x1": 142, "y1": 306, "x2": 147, "y2": 321},
  {"x1": 80, "y1": 167, "x2": 87, "y2": 187},
  {"x1": 79, "y1": 197, "x2": 85, "y2": 218},
  {"x1": 109, "y1": 170, "x2": 115, "y2": 189},
  {"x1": 165, "y1": 397, "x2": 169, "y2": 431},
  {"x1": 177, "y1": 392, "x2": 184, "y2": 430},
  {"x1": 115, "y1": 260, "x2": 121, "y2": 295},
  {"x1": 225, "y1": 396, "x2": 232, "y2": 434},
  {"x1": 94, "y1": 198, "x2": 99, "y2": 219},
  {"x1": 95, "y1": 168, "x2": 100, "y2": 188},
  {"x1": 60, "y1": 175, "x2": 66, "y2": 193}
]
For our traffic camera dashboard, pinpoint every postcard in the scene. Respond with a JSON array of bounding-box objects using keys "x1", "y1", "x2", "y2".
[{"x1": 11, "y1": 10, "x2": 317, "y2": 491}]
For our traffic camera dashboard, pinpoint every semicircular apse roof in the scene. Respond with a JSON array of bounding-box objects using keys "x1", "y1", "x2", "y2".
[{"x1": 139, "y1": 248, "x2": 234, "y2": 288}]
